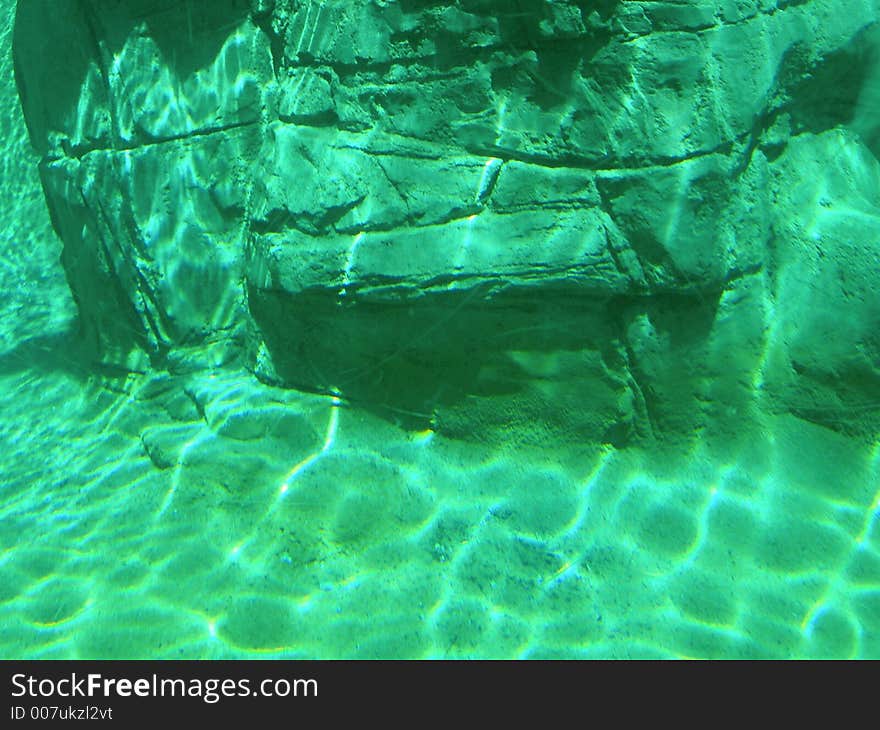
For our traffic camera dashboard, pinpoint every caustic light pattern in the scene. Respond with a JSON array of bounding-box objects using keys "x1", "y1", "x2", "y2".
[{"x1": 0, "y1": 0, "x2": 879, "y2": 658}]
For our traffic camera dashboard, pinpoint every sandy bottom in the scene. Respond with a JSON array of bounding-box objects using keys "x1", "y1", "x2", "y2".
[{"x1": 0, "y1": 332, "x2": 877, "y2": 659}]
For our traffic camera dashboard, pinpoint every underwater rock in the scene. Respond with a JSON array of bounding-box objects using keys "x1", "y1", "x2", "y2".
[
  {"x1": 13, "y1": 0, "x2": 880, "y2": 442},
  {"x1": 0, "y1": 0, "x2": 74, "y2": 353}
]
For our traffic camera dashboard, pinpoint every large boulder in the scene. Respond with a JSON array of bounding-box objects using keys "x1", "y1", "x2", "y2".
[{"x1": 13, "y1": 0, "x2": 880, "y2": 442}]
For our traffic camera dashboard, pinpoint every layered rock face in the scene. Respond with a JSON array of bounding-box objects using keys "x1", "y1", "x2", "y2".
[{"x1": 13, "y1": 0, "x2": 880, "y2": 443}]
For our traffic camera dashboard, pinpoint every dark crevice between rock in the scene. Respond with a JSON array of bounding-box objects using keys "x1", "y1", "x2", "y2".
[
  {"x1": 465, "y1": 138, "x2": 736, "y2": 173},
  {"x1": 251, "y1": 1, "x2": 286, "y2": 78},
  {"x1": 277, "y1": 109, "x2": 340, "y2": 128},
  {"x1": 55, "y1": 118, "x2": 261, "y2": 162}
]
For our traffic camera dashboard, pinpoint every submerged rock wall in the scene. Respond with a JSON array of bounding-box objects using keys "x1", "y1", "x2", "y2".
[
  {"x1": 0, "y1": 0, "x2": 72, "y2": 354},
  {"x1": 13, "y1": 0, "x2": 880, "y2": 443}
]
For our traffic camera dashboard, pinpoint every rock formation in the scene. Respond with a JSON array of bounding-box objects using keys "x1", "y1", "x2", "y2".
[{"x1": 13, "y1": 0, "x2": 880, "y2": 443}]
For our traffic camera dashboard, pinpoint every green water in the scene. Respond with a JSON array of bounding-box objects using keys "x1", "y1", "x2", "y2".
[{"x1": 1, "y1": 1, "x2": 879, "y2": 659}]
